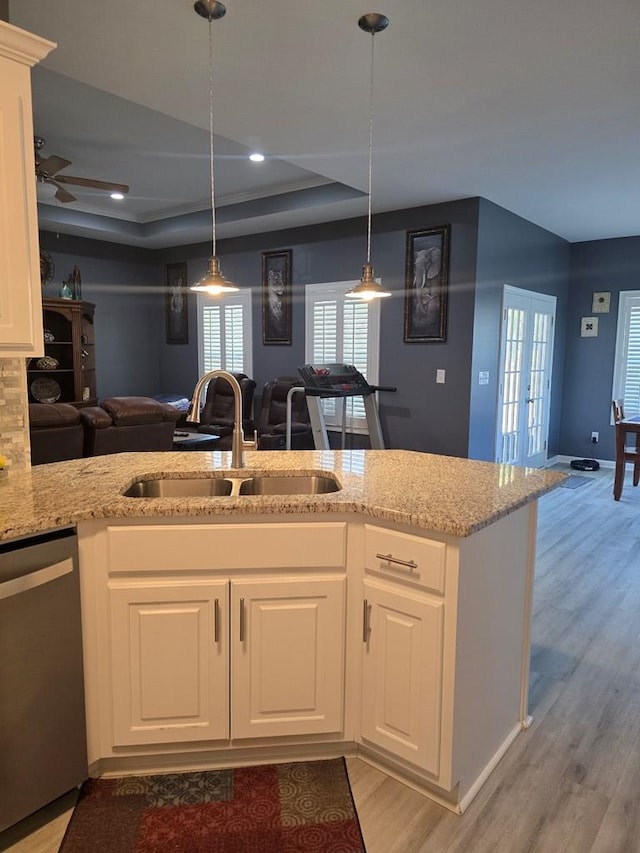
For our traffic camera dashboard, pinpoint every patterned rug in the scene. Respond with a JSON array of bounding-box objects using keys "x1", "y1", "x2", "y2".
[{"x1": 58, "y1": 759, "x2": 366, "y2": 852}]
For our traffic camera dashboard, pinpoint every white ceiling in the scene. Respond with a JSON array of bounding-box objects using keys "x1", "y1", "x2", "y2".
[{"x1": 9, "y1": 0, "x2": 640, "y2": 249}]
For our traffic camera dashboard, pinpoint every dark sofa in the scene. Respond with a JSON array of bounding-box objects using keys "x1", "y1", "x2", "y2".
[{"x1": 29, "y1": 397, "x2": 181, "y2": 464}]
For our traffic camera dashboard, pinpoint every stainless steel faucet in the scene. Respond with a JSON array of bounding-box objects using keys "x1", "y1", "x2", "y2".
[{"x1": 188, "y1": 370, "x2": 257, "y2": 468}]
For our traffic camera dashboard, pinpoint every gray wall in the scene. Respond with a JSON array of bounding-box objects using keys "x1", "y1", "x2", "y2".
[
  {"x1": 41, "y1": 194, "x2": 601, "y2": 462},
  {"x1": 158, "y1": 198, "x2": 481, "y2": 457},
  {"x1": 39, "y1": 233, "x2": 162, "y2": 399},
  {"x1": 560, "y1": 236, "x2": 640, "y2": 461},
  {"x1": 471, "y1": 199, "x2": 570, "y2": 460}
]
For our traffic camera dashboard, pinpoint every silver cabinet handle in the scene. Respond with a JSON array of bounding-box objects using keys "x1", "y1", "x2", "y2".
[
  {"x1": 239, "y1": 597, "x2": 245, "y2": 642},
  {"x1": 376, "y1": 552, "x2": 418, "y2": 571},
  {"x1": 214, "y1": 598, "x2": 220, "y2": 643},
  {"x1": 363, "y1": 599, "x2": 371, "y2": 642}
]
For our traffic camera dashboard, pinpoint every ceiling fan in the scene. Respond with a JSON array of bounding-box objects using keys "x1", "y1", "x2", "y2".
[{"x1": 34, "y1": 136, "x2": 129, "y2": 204}]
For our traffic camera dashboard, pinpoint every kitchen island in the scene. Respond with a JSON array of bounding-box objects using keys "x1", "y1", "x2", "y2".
[{"x1": 0, "y1": 449, "x2": 564, "y2": 813}]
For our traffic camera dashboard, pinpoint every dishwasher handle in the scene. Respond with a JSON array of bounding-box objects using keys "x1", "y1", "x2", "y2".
[{"x1": 0, "y1": 559, "x2": 73, "y2": 601}]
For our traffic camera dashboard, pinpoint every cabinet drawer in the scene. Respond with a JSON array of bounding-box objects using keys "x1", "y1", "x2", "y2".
[
  {"x1": 364, "y1": 525, "x2": 446, "y2": 594},
  {"x1": 106, "y1": 522, "x2": 347, "y2": 573}
]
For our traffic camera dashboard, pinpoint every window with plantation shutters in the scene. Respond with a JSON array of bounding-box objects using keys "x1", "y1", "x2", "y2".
[
  {"x1": 612, "y1": 292, "x2": 640, "y2": 418},
  {"x1": 197, "y1": 289, "x2": 253, "y2": 377},
  {"x1": 305, "y1": 281, "x2": 380, "y2": 432}
]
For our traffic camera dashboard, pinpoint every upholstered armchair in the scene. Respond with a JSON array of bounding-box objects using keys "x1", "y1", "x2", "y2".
[
  {"x1": 190, "y1": 372, "x2": 256, "y2": 448},
  {"x1": 29, "y1": 403, "x2": 85, "y2": 465},
  {"x1": 255, "y1": 377, "x2": 313, "y2": 450}
]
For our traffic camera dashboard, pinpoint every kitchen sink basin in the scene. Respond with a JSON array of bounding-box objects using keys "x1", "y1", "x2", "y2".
[
  {"x1": 238, "y1": 475, "x2": 340, "y2": 495},
  {"x1": 123, "y1": 474, "x2": 340, "y2": 498},
  {"x1": 123, "y1": 478, "x2": 234, "y2": 497}
]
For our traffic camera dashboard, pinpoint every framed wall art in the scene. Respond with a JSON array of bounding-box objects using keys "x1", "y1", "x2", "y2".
[
  {"x1": 165, "y1": 262, "x2": 189, "y2": 344},
  {"x1": 262, "y1": 249, "x2": 292, "y2": 345},
  {"x1": 404, "y1": 225, "x2": 450, "y2": 343}
]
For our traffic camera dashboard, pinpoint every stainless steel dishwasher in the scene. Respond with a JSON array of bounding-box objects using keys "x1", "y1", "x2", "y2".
[{"x1": 0, "y1": 527, "x2": 88, "y2": 832}]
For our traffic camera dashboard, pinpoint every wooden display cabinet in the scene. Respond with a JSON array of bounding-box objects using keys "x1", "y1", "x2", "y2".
[{"x1": 27, "y1": 298, "x2": 97, "y2": 407}]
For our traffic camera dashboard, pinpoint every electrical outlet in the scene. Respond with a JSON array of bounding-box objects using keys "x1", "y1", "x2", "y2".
[{"x1": 591, "y1": 431, "x2": 599, "y2": 443}]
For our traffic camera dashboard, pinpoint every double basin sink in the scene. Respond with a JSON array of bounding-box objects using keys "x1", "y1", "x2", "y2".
[{"x1": 123, "y1": 473, "x2": 340, "y2": 498}]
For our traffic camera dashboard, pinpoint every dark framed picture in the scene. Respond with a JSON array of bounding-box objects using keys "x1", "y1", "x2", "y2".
[
  {"x1": 165, "y1": 262, "x2": 189, "y2": 345},
  {"x1": 404, "y1": 225, "x2": 450, "y2": 343},
  {"x1": 262, "y1": 249, "x2": 292, "y2": 345}
]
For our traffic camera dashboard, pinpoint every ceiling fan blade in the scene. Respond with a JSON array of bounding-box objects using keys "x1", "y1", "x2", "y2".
[
  {"x1": 36, "y1": 155, "x2": 72, "y2": 177},
  {"x1": 55, "y1": 174, "x2": 129, "y2": 194},
  {"x1": 53, "y1": 182, "x2": 76, "y2": 204}
]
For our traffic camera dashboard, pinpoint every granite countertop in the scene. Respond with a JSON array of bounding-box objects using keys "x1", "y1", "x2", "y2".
[{"x1": 0, "y1": 449, "x2": 566, "y2": 542}]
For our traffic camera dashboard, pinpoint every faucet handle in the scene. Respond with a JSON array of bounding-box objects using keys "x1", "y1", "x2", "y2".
[{"x1": 249, "y1": 429, "x2": 258, "y2": 450}]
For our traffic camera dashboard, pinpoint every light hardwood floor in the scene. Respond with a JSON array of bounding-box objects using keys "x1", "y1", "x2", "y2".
[{"x1": 2, "y1": 465, "x2": 639, "y2": 853}]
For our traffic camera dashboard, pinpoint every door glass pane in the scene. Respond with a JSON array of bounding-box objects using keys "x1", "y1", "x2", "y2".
[
  {"x1": 500, "y1": 307, "x2": 525, "y2": 464},
  {"x1": 527, "y1": 311, "x2": 551, "y2": 458}
]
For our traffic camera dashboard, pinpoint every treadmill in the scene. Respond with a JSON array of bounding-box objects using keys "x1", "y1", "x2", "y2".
[{"x1": 297, "y1": 363, "x2": 395, "y2": 450}]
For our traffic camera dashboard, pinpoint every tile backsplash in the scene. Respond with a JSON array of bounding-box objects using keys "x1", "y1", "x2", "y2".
[{"x1": 0, "y1": 358, "x2": 30, "y2": 469}]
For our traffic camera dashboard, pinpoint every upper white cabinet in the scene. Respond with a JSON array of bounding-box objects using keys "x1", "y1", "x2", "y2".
[{"x1": 0, "y1": 22, "x2": 55, "y2": 356}]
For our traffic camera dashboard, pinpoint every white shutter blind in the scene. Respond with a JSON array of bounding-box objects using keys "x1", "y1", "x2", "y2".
[
  {"x1": 622, "y1": 303, "x2": 640, "y2": 414},
  {"x1": 343, "y1": 300, "x2": 369, "y2": 421},
  {"x1": 198, "y1": 289, "x2": 253, "y2": 377},
  {"x1": 313, "y1": 299, "x2": 339, "y2": 419},
  {"x1": 305, "y1": 281, "x2": 380, "y2": 432},
  {"x1": 202, "y1": 304, "x2": 222, "y2": 372},
  {"x1": 224, "y1": 304, "x2": 244, "y2": 372}
]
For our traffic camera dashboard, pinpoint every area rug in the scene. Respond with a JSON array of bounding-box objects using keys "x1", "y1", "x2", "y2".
[
  {"x1": 559, "y1": 474, "x2": 595, "y2": 489},
  {"x1": 58, "y1": 758, "x2": 366, "y2": 853}
]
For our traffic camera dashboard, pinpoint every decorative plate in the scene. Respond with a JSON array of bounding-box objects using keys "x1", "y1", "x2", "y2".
[
  {"x1": 30, "y1": 377, "x2": 61, "y2": 404},
  {"x1": 35, "y1": 356, "x2": 59, "y2": 370},
  {"x1": 40, "y1": 249, "x2": 55, "y2": 288}
]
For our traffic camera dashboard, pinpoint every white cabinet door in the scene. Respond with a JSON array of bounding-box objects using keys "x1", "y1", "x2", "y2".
[
  {"x1": 0, "y1": 25, "x2": 54, "y2": 356},
  {"x1": 362, "y1": 578, "x2": 444, "y2": 776},
  {"x1": 231, "y1": 577, "x2": 345, "y2": 739},
  {"x1": 110, "y1": 580, "x2": 229, "y2": 746}
]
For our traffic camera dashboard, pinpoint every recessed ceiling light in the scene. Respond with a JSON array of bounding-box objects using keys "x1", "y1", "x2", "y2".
[
  {"x1": 249, "y1": 153, "x2": 265, "y2": 162},
  {"x1": 110, "y1": 192, "x2": 124, "y2": 200}
]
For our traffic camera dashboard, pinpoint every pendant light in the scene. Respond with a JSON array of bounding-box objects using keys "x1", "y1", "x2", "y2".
[
  {"x1": 191, "y1": 0, "x2": 239, "y2": 295},
  {"x1": 346, "y1": 13, "x2": 391, "y2": 301}
]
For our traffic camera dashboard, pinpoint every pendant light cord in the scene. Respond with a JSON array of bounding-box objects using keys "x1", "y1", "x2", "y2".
[
  {"x1": 366, "y1": 30, "x2": 375, "y2": 266},
  {"x1": 208, "y1": 18, "x2": 217, "y2": 258}
]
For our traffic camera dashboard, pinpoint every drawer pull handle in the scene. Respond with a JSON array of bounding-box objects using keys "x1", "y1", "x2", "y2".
[
  {"x1": 363, "y1": 599, "x2": 371, "y2": 642},
  {"x1": 376, "y1": 552, "x2": 418, "y2": 571},
  {"x1": 214, "y1": 598, "x2": 220, "y2": 643},
  {"x1": 239, "y1": 597, "x2": 245, "y2": 642}
]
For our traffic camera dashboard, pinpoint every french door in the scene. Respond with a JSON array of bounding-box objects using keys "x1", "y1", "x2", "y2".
[{"x1": 496, "y1": 286, "x2": 556, "y2": 468}]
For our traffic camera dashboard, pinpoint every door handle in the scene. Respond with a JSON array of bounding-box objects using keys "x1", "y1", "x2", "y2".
[
  {"x1": 363, "y1": 599, "x2": 371, "y2": 642},
  {"x1": 213, "y1": 598, "x2": 220, "y2": 643},
  {"x1": 376, "y1": 552, "x2": 417, "y2": 571},
  {"x1": 239, "y1": 597, "x2": 245, "y2": 642}
]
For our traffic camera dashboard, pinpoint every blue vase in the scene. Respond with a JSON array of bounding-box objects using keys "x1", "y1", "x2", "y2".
[{"x1": 59, "y1": 282, "x2": 73, "y2": 300}]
